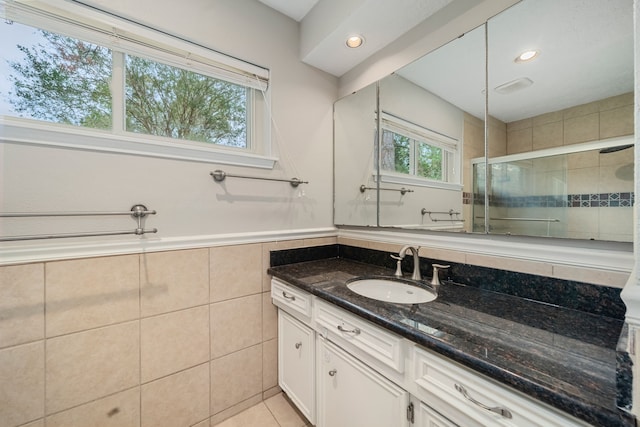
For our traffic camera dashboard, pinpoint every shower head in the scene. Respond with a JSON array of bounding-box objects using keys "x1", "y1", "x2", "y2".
[{"x1": 599, "y1": 144, "x2": 633, "y2": 154}]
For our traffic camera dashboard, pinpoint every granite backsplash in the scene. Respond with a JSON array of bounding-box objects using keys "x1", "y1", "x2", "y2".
[{"x1": 271, "y1": 243, "x2": 626, "y2": 320}]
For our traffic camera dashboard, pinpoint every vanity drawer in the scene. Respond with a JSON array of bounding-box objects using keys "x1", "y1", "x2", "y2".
[
  {"x1": 271, "y1": 279, "x2": 313, "y2": 319},
  {"x1": 315, "y1": 299, "x2": 404, "y2": 374},
  {"x1": 412, "y1": 346, "x2": 589, "y2": 427}
]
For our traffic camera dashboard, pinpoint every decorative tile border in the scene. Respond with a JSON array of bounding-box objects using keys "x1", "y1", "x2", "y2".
[{"x1": 463, "y1": 192, "x2": 634, "y2": 207}]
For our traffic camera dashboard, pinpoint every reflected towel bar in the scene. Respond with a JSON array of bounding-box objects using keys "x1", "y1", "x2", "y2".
[
  {"x1": 360, "y1": 185, "x2": 414, "y2": 195},
  {"x1": 422, "y1": 208, "x2": 465, "y2": 222},
  {"x1": 211, "y1": 170, "x2": 308, "y2": 188},
  {"x1": 476, "y1": 216, "x2": 560, "y2": 222}
]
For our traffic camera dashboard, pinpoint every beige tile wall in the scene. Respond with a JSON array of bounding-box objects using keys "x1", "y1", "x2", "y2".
[
  {"x1": 505, "y1": 92, "x2": 633, "y2": 155},
  {"x1": 0, "y1": 236, "x2": 337, "y2": 427}
]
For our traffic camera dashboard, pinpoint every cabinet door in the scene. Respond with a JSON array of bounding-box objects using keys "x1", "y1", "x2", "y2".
[
  {"x1": 278, "y1": 310, "x2": 315, "y2": 424},
  {"x1": 414, "y1": 399, "x2": 458, "y2": 427},
  {"x1": 317, "y1": 338, "x2": 409, "y2": 427}
]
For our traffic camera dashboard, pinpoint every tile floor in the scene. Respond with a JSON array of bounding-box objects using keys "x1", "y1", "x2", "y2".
[{"x1": 216, "y1": 393, "x2": 312, "y2": 427}]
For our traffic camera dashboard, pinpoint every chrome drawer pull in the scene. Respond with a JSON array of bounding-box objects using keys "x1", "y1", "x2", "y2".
[
  {"x1": 295, "y1": 342, "x2": 302, "y2": 349},
  {"x1": 282, "y1": 291, "x2": 296, "y2": 301},
  {"x1": 329, "y1": 369, "x2": 337, "y2": 376},
  {"x1": 337, "y1": 325, "x2": 361, "y2": 335},
  {"x1": 455, "y1": 384, "x2": 512, "y2": 419}
]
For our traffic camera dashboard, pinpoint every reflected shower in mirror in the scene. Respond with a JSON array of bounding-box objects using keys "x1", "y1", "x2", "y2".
[
  {"x1": 483, "y1": 0, "x2": 634, "y2": 241},
  {"x1": 473, "y1": 137, "x2": 634, "y2": 241}
]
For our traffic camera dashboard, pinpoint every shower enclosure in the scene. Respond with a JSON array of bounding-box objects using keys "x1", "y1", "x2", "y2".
[{"x1": 472, "y1": 138, "x2": 634, "y2": 242}]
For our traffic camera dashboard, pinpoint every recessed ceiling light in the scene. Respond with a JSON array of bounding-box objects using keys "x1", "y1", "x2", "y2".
[
  {"x1": 515, "y1": 50, "x2": 539, "y2": 63},
  {"x1": 346, "y1": 35, "x2": 364, "y2": 48}
]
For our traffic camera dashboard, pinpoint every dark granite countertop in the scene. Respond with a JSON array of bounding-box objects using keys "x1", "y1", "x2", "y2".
[{"x1": 269, "y1": 257, "x2": 634, "y2": 427}]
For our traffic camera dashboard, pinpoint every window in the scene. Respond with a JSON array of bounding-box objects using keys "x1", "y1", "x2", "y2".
[
  {"x1": 124, "y1": 54, "x2": 249, "y2": 148},
  {"x1": 1, "y1": 23, "x2": 113, "y2": 129},
  {"x1": 379, "y1": 112, "x2": 458, "y2": 187},
  {"x1": 0, "y1": 0, "x2": 272, "y2": 167}
]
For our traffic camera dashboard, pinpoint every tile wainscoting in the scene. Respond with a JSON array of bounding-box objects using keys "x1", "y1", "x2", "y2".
[
  {"x1": 1, "y1": 233, "x2": 630, "y2": 427},
  {"x1": 0, "y1": 237, "x2": 336, "y2": 427}
]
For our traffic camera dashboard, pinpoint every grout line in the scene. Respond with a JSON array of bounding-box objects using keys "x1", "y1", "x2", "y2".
[
  {"x1": 208, "y1": 247, "x2": 213, "y2": 425},
  {"x1": 138, "y1": 253, "x2": 142, "y2": 427},
  {"x1": 42, "y1": 385, "x2": 140, "y2": 420},
  {"x1": 263, "y1": 395, "x2": 283, "y2": 427},
  {"x1": 43, "y1": 262, "x2": 48, "y2": 425}
]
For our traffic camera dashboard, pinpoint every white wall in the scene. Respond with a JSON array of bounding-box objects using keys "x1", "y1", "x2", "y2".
[
  {"x1": 333, "y1": 83, "x2": 378, "y2": 226},
  {"x1": 0, "y1": 0, "x2": 338, "y2": 262},
  {"x1": 377, "y1": 74, "x2": 464, "y2": 228}
]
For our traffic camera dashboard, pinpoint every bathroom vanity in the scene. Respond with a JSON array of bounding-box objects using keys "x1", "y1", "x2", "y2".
[{"x1": 269, "y1": 250, "x2": 633, "y2": 427}]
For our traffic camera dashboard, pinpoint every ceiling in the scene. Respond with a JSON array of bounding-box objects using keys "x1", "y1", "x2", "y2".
[
  {"x1": 259, "y1": 0, "x2": 634, "y2": 123},
  {"x1": 398, "y1": 0, "x2": 634, "y2": 122},
  {"x1": 257, "y1": 0, "x2": 319, "y2": 22},
  {"x1": 257, "y1": 0, "x2": 453, "y2": 76}
]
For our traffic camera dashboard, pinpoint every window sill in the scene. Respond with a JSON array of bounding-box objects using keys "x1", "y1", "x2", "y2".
[
  {"x1": 377, "y1": 172, "x2": 462, "y2": 191},
  {"x1": 0, "y1": 117, "x2": 278, "y2": 169}
]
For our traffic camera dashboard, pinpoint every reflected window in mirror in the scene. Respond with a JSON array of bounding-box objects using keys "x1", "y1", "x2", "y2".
[{"x1": 380, "y1": 113, "x2": 457, "y2": 184}]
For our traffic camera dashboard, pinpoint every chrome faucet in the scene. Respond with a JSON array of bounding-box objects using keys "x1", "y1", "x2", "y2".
[{"x1": 397, "y1": 245, "x2": 422, "y2": 280}]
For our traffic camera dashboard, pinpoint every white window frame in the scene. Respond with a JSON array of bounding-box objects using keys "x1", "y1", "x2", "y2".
[
  {"x1": 0, "y1": 0, "x2": 276, "y2": 169},
  {"x1": 379, "y1": 112, "x2": 462, "y2": 191}
]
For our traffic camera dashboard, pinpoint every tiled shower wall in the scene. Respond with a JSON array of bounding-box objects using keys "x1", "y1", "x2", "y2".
[
  {"x1": 504, "y1": 92, "x2": 633, "y2": 154},
  {"x1": 0, "y1": 237, "x2": 335, "y2": 427}
]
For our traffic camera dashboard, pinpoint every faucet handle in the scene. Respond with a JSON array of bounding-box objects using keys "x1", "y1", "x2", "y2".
[
  {"x1": 431, "y1": 264, "x2": 450, "y2": 287},
  {"x1": 390, "y1": 254, "x2": 403, "y2": 277}
]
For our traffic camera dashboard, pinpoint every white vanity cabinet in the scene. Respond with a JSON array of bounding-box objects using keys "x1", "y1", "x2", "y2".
[
  {"x1": 317, "y1": 337, "x2": 410, "y2": 427},
  {"x1": 413, "y1": 399, "x2": 458, "y2": 427},
  {"x1": 271, "y1": 278, "x2": 591, "y2": 427},
  {"x1": 411, "y1": 346, "x2": 590, "y2": 427},
  {"x1": 278, "y1": 310, "x2": 316, "y2": 423},
  {"x1": 272, "y1": 279, "x2": 316, "y2": 423}
]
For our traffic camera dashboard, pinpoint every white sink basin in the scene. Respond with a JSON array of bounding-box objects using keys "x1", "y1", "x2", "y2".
[{"x1": 347, "y1": 278, "x2": 437, "y2": 304}]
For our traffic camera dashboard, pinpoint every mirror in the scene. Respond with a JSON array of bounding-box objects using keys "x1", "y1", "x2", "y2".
[
  {"x1": 378, "y1": 24, "x2": 485, "y2": 232},
  {"x1": 333, "y1": 0, "x2": 634, "y2": 243},
  {"x1": 334, "y1": 82, "x2": 378, "y2": 226},
  {"x1": 483, "y1": 0, "x2": 634, "y2": 241}
]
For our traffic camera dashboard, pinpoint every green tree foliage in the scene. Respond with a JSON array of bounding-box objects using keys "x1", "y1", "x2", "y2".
[
  {"x1": 417, "y1": 142, "x2": 442, "y2": 180},
  {"x1": 125, "y1": 57, "x2": 246, "y2": 146},
  {"x1": 8, "y1": 30, "x2": 112, "y2": 129},
  {"x1": 380, "y1": 128, "x2": 443, "y2": 180},
  {"x1": 7, "y1": 28, "x2": 247, "y2": 146}
]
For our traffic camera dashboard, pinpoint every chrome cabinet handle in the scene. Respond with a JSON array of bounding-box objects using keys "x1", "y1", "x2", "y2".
[
  {"x1": 328, "y1": 369, "x2": 337, "y2": 376},
  {"x1": 295, "y1": 342, "x2": 302, "y2": 349},
  {"x1": 455, "y1": 384, "x2": 512, "y2": 419},
  {"x1": 337, "y1": 325, "x2": 361, "y2": 335},
  {"x1": 282, "y1": 291, "x2": 296, "y2": 301}
]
